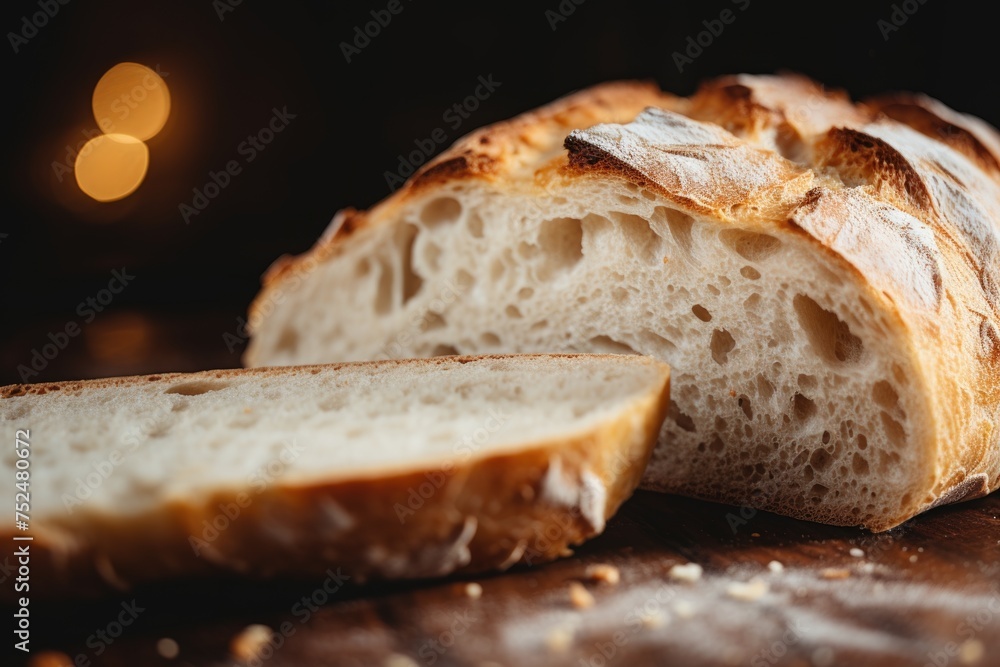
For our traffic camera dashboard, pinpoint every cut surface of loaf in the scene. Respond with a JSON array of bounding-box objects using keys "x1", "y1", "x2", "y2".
[
  {"x1": 246, "y1": 75, "x2": 1000, "y2": 531},
  {"x1": 0, "y1": 354, "x2": 670, "y2": 594}
]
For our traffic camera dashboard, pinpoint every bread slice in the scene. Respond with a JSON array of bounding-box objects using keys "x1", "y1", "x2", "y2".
[
  {"x1": 0, "y1": 354, "x2": 670, "y2": 595},
  {"x1": 245, "y1": 74, "x2": 1000, "y2": 532}
]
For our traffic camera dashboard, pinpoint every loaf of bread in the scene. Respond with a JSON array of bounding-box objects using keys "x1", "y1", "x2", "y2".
[
  {"x1": 246, "y1": 74, "x2": 1000, "y2": 531},
  {"x1": 0, "y1": 355, "x2": 670, "y2": 594}
]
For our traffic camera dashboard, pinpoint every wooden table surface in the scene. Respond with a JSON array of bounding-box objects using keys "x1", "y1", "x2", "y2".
[{"x1": 18, "y1": 489, "x2": 1000, "y2": 667}]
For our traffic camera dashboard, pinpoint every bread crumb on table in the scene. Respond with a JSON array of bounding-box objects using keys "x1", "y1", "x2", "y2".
[
  {"x1": 569, "y1": 581, "x2": 595, "y2": 609},
  {"x1": 668, "y1": 562, "x2": 703, "y2": 583},
  {"x1": 546, "y1": 626, "x2": 574, "y2": 652},
  {"x1": 726, "y1": 577, "x2": 769, "y2": 601},
  {"x1": 465, "y1": 582, "x2": 483, "y2": 599},
  {"x1": 673, "y1": 600, "x2": 695, "y2": 618},
  {"x1": 584, "y1": 563, "x2": 620, "y2": 585},
  {"x1": 384, "y1": 653, "x2": 420, "y2": 667},
  {"x1": 849, "y1": 547, "x2": 865, "y2": 558},
  {"x1": 959, "y1": 638, "x2": 985, "y2": 664},
  {"x1": 230, "y1": 624, "x2": 274, "y2": 661},
  {"x1": 156, "y1": 637, "x2": 180, "y2": 659},
  {"x1": 767, "y1": 560, "x2": 784, "y2": 573},
  {"x1": 820, "y1": 568, "x2": 852, "y2": 580}
]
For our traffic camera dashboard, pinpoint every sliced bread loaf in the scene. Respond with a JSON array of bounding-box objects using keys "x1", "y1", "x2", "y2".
[{"x1": 0, "y1": 354, "x2": 670, "y2": 595}]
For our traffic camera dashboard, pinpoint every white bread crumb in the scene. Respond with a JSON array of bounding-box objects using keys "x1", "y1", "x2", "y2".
[
  {"x1": 384, "y1": 654, "x2": 419, "y2": 667},
  {"x1": 673, "y1": 600, "x2": 695, "y2": 618},
  {"x1": 959, "y1": 639, "x2": 985, "y2": 664},
  {"x1": 820, "y1": 568, "x2": 851, "y2": 580},
  {"x1": 156, "y1": 638, "x2": 179, "y2": 659},
  {"x1": 465, "y1": 582, "x2": 483, "y2": 599},
  {"x1": 668, "y1": 562, "x2": 703, "y2": 583},
  {"x1": 546, "y1": 626, "x2": 573, "y2": 652},
  {"x1": 767, "y1": 560, "x2": 784, "y2": 573},
  {"x1": 640, "y1": 611, "x2": 666, "y2": 628},
  {"x1": 230, "y1": 624, "x2": 273, "y2": 661},
  {"x1": 569, "y1": 581, "x2": 595, "y2": 609},
  {"x1": 849, "y1": 547, "x2": 865, "y2": 558},
  {"x1": 584, "y1": 563, "x2": 620, "y2": 585},
  {"x1": 726, "y1": 577, "x2": 769, "y2": 601}
]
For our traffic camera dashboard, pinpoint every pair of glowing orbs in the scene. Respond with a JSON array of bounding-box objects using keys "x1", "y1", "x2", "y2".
[{"x1": 74, "y1": 63, "x2": 170, "y2": 202}]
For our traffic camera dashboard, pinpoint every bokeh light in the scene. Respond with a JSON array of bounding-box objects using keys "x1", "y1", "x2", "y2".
[
  {"x1": 91, "y1": 62, "x2": 170, "y2": 141},
  {"x1": 74, "y1": 133, "x2": 150, "y2": 202}
]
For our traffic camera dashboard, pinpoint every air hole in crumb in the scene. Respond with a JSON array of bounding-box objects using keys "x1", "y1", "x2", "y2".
[
  {"x1": 537, "y1": 218, "x2": 583, "y2": 274},
  {"x1": 374, "y1": 256, "x2": 394, "y2": 314},
  {"x1": 481, "y1": 332, "x2": 501, "y2": 346},
  {"x1": 756, "y1": 375, "x2": 775, "y2": 400},
  {"x1": 692, "y1": 304, "x2": 712, "y2": 322},
  {"x1": 710, "y1": 329, "x2": 736, "y2": 364},
  {"x1": 669, "y1": 400, "x2": 697, "y2": 432},
  {"x1": 355, "y1": 259, "x2": 372, "y2": 277},
  {"x1": 274, "y1": 328, "x2": 299, "y2": 354},
  {"x1": 810, "y1": 448, "x2": 832, "y2": 472},
  {"x1": 456, "y1": 269, "x2": 475, "y2": 290},
  {"x1": 852, "y1": 453, "x2": 870, "y2": 475},
  {"x1": 744, "y1": 293, "x2": 762, "y2": 312},
  {"x1": 739, "y1": 396, "x2": 753, "y2": 421},
  {"x1": 719, "y1": 228, "x2": 782, "y2": 262},
  {"x1": 880, "y1": 411, "x2": 906, "y2": 448},
  {"x1": 872, "y1": 380, "x2": 899, "y2": 410},
  {"x1": 432, "y1": 344, "x2": 459, "y2": 356},
  {"x1": 709, "y1": 436, "x2": 725, "y2": 452},
  {"x1": 467, "y1": 213, "x2": 485, "y2": 238},
  {"x1": 505, "y1": 304, "x2": 522, "y2": 319},
  {"x1": 662, "y1": 208, "x2": 696, "y2": 256},
  {"x1": 165, "y1": 380, "x2": 229, "y2": 396},
  {"x1": 740, "y1": 266, "x2": 761, "y2": 280},
  {"x1": 792, "y1": 393, "x2": 817, "y2": 422},
  {"x1": 420, "y1": 197, "x2": 462, "y2": 226},
  {"x1": 530, "y1": 320, "x2": 549, "y2": 331},
  {"x1": 518, "y1": 287, "x2": 534, "y2": 300},
  {"x1": 797, "y1": 374, "x2": 818, "y2": 390},
  {"x1": 399, "y1": 224, "x2": 424, "y2": 305},
  {"x1": 822, "y1": 431, "x2": 831, "y2": 444},
  {"x1": 857, "y1": 434, "x2": 868, "y2": 450},
  {"x1": 793, "y1": 294, "x2": 864, "y2": 364},
  {"x1": 589, "y1": 335, "x2": 638, "y2": 355},
  {"x1": 420, "y1": 312, "x2": 446, "y2": 332},
  {"x1": 610, "y1": 212, "x2": 663, "y2": 261}
]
